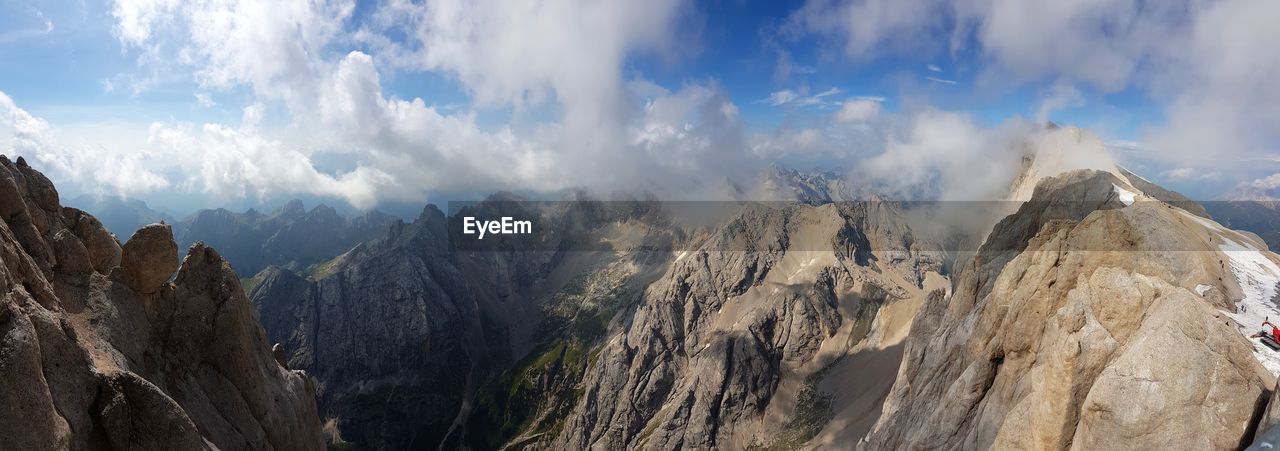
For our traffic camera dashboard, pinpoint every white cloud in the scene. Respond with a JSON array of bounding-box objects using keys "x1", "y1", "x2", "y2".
[
  {"x1": 0, "y1": 7, "x2": 55, "y2": 44},
  {"x1": 627, "y1": 82, "x2": 750, "y2": 184},
  {"x1": 1161, "y1": 167, "x2": 1220, "y2": 182},
  {"x1": 87, "y1": 0, "x2": 758, "y2": 206},
  {"x1": 760, "y1": 87, "x2": 845, "y2": 107},
  {"x1": 0, "y1": 91, "x2": 170, "y2": 197},
  {"x1": 146, "y1": 120, "x2": 393, "y2": 208},
  {"x1": 1142, "y1": 0, "x2": 1280, "y2": 165},
  {"x1": 1106, "y1": 140, "x2": 1142, "y2": 152},
  {"x1": 75, "y1": 0, "x2": 1272, "y2": 209},
  {"x1": 792, "y1": 65, "x2": 819, "y2": 75},
  {"x1": 764, "y1": 90, "x2": 799, "y2": 106},
  {"x1": 1247, "y1": 173, "x2": 1280, "y2": 191},
  {"x1": 857, "y1": 109, "x2": 1031, "y2": 201},
  {"x1": 194, "y1": 92, "x2": 215, "y2": 107},
  {"x1": 1034, "y1": 82, "x2": 1083, "y2": 124},
  {"x1": 1163, "y1": 168, "x2": 1193, "y2": 180},
  {"x1": 358, "y1": 0, "x2": 685, "y2": 129},
  {"x1": 790, "y1": 0, "x2": 1280, "y2": 176},
  {"x1": 112, "y1": 0, "x2": 356, "y2": 105},
  {"x1": 834, "y1": 98, "x2": 882, "y2": 123},
  {"x1": 788, "y1": 0, "x2": 952, "y2": 59},
  {"x1": 750, "y1": 127, "x2": 852, "y2": 162},
  {"x1": 0, "y1": 91, "x2": 52, "y2": 158}
]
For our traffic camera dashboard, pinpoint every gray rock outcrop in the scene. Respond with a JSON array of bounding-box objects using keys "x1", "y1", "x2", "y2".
[
  {"x1": 867, "y1": 170, "x2": 1274, "y2": 450},
  {"x1": 120, "y1": 223, "x2": 177, "y2": 294},
  {"x1": 552, "y1": 202, "x2": 944, "y2": 449},
  {"x1": 0, "y1": 155, "x2": 324, "y2": 450}
]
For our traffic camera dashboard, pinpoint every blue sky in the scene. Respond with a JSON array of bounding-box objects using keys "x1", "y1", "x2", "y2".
[{"x1": 0, "y1": 0, "x2": 1277, "y2": 214}]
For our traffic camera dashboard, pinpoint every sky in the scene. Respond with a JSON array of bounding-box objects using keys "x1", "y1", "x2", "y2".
[{"x1": 1, "y1": 0, "x2": 1278, "y2": 215}]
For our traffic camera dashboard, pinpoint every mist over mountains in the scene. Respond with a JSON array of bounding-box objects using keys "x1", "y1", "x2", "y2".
[
  {"x1": 7, "y1": 114, "x2": 1280, "y2": 451},
  {"x1": 68, "y1": 197, "x2": 398, "y2": 277},
  {"x1": 6, "y1": 0, "x2": 1280, "y2": 450},
  {"x1": 150, "y1": 127, "x2": 1280, "y2": 449}
]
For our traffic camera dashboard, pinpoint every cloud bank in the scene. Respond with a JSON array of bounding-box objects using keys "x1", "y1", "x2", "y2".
[
  {"x1": 790, "y1": 0, "x2": 1280, "y2": 182},
  {"x1": 2, "y1": 0, "x2": 1275, "y2": 209},
  {"x1": 67, "y1": 0, "x2": 752, "y2": 207}
]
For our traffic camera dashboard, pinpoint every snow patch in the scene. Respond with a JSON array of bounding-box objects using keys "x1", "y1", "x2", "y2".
[
  {"x1": 1179, "y1": 209, "x2": 1223, "y2": 232},
  {"x1": 1221, "y1": 236, "x2": 1280, "y2": 309},
  {"x1": 1112, "y1": 183, "x2": 1135, "y2": 206},
  {"x1": 1180, "y1": 207, "x2": 1280, "y2": 374},
  {"x1": 1220, "y1": 235, "x2": 1280, "y2": 375},
  {"x1": 787, "y1": 255, "x2": 821, "y2": 280},
  {"x1": 1118, "y1": 165, "x2": 1154, "y2": 185}
]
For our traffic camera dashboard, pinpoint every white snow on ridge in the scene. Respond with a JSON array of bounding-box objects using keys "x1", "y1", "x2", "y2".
[
  {"x1": 1221, "y1": 236, "x2": 1280, "y2": 308},
  {"x1": 1180, "y1": 210, "x2": 1223, "y2": 232},
  {"x1": 1196, "y1": 284, "x2": 1213, "y2": 296},
  {"x1": 1118, "y1": 165, "x2": 1153, "y2": 185},
  {"x1": 1219, "y1": 234, "x2": 1280, "y2": 375},
  {"x1": 1111, "y1": 183, "x2": 1135, "y2": 206}
]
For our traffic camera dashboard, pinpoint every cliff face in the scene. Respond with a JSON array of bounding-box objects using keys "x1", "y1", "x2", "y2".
[
  {"x1": 249, "y1": 189, "x2": 954, "y2": 450},
  {"x1": 250, "y1": 205, "x2": 484, "y2": 449},
  {"x1": 0, "y1": 156, "x2": 323, "y2": 450},
  {"x1": 868, "y1": 169, "x2": 1276, "y2": 450},
  {"x1": 249, "y1": 198, "x2": 682, "y2": 449},
  {"x1": 552, "y1": 202, "x2": 944, "y2": 450},
  {"x1": 244, "y1": 129, "x2": 1280, "y2": 450}
]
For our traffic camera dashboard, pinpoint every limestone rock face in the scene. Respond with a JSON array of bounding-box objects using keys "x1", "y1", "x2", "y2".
[
  {"x1": 551, "y1": 202, "x2": 944, "y2": 450},
  {"x1": 94, "y1": 372, "x2": 209, "y2": 451},
  {"x1": 250, "y1": 192, "x2": 944, "y2": 450},
  {"x1": 120, "y1": 223, "x2": 178, "y2": 294},
  {"x1": 1259, "y1": 381, "x2": 1280, "y2": 437},
  {"x1": 867, "y1": 169, "x2": 1273, "y2": 450},
  {"x1": 0, "y1": 156, "x2": 324, "y2": 450},
  {"x1": 64, "y1": 207, "x2": 122, "y2": 273},
  {"x1": 249, "y1": 204, "x2": 532, "y2": 450}
]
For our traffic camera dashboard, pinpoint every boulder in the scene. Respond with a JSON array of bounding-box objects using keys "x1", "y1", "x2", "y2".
[
  {"x1": 65, "y1": 207, "x2": 122, "y2": 273},
  {"x1": 94, "y1": 372, "x2": 208, "y2": 451},
  {"x1": 120, "y1": 223, "x2": 178, "y2": 294},
  {"x1": 50, "y1": 229, "x2": 92, "y2": 276},
  {"x1": 273, "y1": 343, "x2": 288, "y2": 368}
]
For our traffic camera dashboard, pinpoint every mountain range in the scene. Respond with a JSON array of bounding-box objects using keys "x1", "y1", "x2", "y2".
[
  {"x1": 8, "y1": 126, "x2": 1280, "y2": 450},
  {"x1": 69, "y1": 197, "x2": 398, "y2": 278},
  {"x1": 244, "y1": 127, "x2": 1280, "y2": 449}
]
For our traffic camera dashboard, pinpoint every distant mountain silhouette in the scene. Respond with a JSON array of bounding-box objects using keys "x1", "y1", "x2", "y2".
[
  {"x1": 173, "y1": 199, "x2": 398, "y2": 277},
  {"x1": 66, "y1": 194, "x2": 176, "y2": 238}
]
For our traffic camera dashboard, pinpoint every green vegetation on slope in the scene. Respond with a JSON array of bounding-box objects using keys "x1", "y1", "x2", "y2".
[
  {"x1": 465, "y1": 263, "x2": 637, "y2": 449},
  {"x1": 748, "y1": 361, "x2": 840, "y2": 451}
]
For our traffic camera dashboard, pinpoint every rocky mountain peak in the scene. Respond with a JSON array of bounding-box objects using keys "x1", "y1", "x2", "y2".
[
  {"x1": 418, "y1": 203, "x2": 447, "y2": 223},
  {"x1": 0, "y1": 156, "x2": 324, "y2": 449},
  {"x1": 753, "y1": 164, "x2": 860, "y2": 202},
  {"x1": 1006, "y1": 126, "x2": 1121, "y2": 202},
  {"x1": 120, "y1": 223, "x2": 178, "y2": 295},
  {"x1": 868, "y1": 167, "x2": 1279, "y2": 449},
  {"x1": 278, "y1": 199, "x2": 306, "y2": 217},
  {"x1": 307, "y1": 203, "x2": 339, "y2": 219}
]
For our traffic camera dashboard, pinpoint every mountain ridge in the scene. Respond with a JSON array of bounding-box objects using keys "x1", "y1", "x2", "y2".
[{"x1": 0, "y1": 155, "x2": 324, "y2": 449}]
